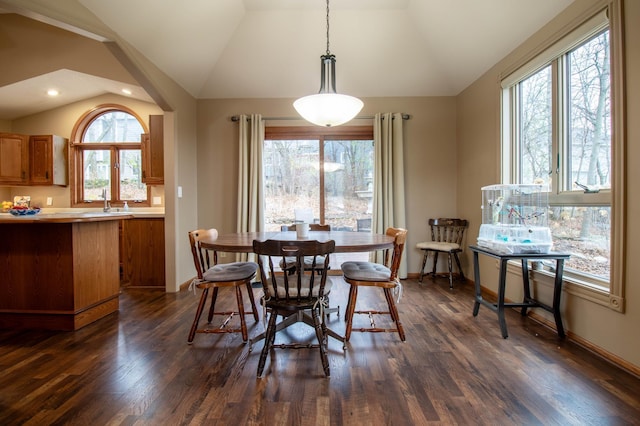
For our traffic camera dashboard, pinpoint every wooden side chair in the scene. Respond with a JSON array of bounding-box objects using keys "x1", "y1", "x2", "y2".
[
  {"x1": 340, "y1": 227, "x2": 408, "y2": 342},
  {"x1": 279, "y1": 223, "x2": 331, "y2": 274},
  {"x1": 416, "y1": 218, "x2": 468, "y2": 289},
  {"x1": 280, "y1": 223, "x2": 338, "y2": 318},
  {"x1": 187, "y1": 229, "x2": 260, "y2": 343},
  {"x1": 252, "y1": 238, "x2": 336, "y2": 377}
]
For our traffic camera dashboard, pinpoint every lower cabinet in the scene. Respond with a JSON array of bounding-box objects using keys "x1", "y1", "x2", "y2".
[
  {"x1": 0, "y1": 219, "x2": 121, "y2": 331},
  {"x1": 120, "y1": 218, "x2": 166, "y2": 288}
]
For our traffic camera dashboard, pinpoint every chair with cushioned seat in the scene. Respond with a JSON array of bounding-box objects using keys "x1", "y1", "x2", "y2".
[
  {"x1": 187, "y1": 229, "x2": 260, "y2": 343},
  {"x1": 416, "y1": 218, "x2": 468, "y2": 289},
  {"x1": 280, "y1": 223, "x2": 339, "y2": 319},
  {"x1": 340, "y1": 227, "x2": 407, "y2": 342},
  {"x1": 280, "y1": 223, "x2": 331, "y2": 274},
  {"x1": 252, "y1": 238, "x2": 336, "y2": 377}
]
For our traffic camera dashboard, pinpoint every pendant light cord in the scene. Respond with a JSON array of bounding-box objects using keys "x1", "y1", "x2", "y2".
[{"x1": 325, "y1": 0, "x2": 331, "y2": 55}]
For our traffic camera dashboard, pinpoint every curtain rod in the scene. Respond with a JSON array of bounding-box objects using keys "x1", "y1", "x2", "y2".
[{"x1": 230, "y1": 114, "x2": 410, "y2": 122}]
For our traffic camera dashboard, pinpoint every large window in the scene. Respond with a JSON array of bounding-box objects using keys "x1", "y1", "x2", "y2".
[
  {"x1": 501, "y1": 2, "x2": 625, "y2": 308},
  {"x1": 71, "y1": 105, "x2": 150, "y2": 207},
  {"x1": 264, "y1": 126, "x2": 374, "y2": 232}
]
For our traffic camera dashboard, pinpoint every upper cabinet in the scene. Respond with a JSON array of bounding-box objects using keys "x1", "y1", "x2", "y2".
[
  {"x1": 29, "y1": 135, "x2": 68, "y2": 186},
  {"x1": 0, "y1": 132, "x2": 68, "y2": 186},
  {"x1": 141, "y1": 115, "x2": 164, "y2": 185},
  {"x1": 0, "y1": 133, "x2": 29, "y2": 185}
]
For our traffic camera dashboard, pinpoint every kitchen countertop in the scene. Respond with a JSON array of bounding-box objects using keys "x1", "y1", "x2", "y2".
[
  {"x1": 0, "y1": 211, "x2": 133, "y2": 224},
  {"x1": 0, "y1": 208, "x2": 164, "y2": 223},
  {"x1": 46, "y1": 207, "x2": 164, "y2": 216}
]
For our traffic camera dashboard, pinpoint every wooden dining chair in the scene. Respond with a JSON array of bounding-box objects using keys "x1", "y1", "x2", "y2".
[
  {"x1": 280, "y1": 223, "x2": 340, "y2": 318},
  {"x1": 416, "y1": 218, "x2": 468, "y2": 289},
  {"x1": 187, "y1": 229, "x2": 260, "y2": 343},
  {"x1": 340, "y1": 227, "x2": 407, "y2": 342},
  {"x1": 280, "y1": 223, "x2": 339, "y2": 318},
  {"x1": 252, "y1": 238, "x2": 336, "y2": 377},
  {"x1": 279, "y1": 223, "x2": 331, "y2": 274}
]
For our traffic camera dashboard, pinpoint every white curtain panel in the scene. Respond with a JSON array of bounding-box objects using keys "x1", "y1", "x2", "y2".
[
  {"x1": 236, "y1": 114, "x2": 265, "y2": 262},
  {"x1": 372, "y1": 112, "x2": 408, "y2": 278}
]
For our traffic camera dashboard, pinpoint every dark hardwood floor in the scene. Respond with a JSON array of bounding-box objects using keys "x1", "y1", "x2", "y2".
[{"x1": 1, "y1": 276, "x2": 639, "y2": 425}]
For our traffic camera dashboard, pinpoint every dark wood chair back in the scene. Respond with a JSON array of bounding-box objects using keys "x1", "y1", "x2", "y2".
[
  {"x1": 429, "y1": 218, "x2": 468, "y2": 246},
  {"x1": 279, "y1": 223, "x2": 332, "y2": 274},
  {"x1": 252, "y1": 238, "x2": 336, "y2": 376},
  {"x1": 253, "y1": 239, "x2": 334, "y2": 303}
]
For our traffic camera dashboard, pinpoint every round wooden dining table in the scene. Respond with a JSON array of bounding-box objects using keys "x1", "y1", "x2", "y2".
[
  {"x1": 200, "y1": 230, "x2": 394, "y2": 253},
  {"x1": 199, "y1": 230, "x2": 394, "y2": 346}
]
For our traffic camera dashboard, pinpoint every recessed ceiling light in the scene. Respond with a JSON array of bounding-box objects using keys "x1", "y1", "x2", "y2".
[
  {"x1": 47, "y1": 89, "x2": 59, "y2": 96},
  {"x1": 121, "y1": 88, "x2": 132, "y2": 95}
]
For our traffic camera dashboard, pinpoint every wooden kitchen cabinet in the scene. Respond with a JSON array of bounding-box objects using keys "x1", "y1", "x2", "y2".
[
  {"x1": 120, "y1": 217, "x2": 165, "y2": 287},
  {"x1": 29, "y1": 134, "x2": 68, "y2": 186},
  {"x1": 0, "y1": 216, "x2": 122, "y2": 331},
  {"x1": 0, "y1": 133, "x2": 29, "y2": 185},
  {"x1": 141, "y1": 114, "x2": 164, "y2": 185}
]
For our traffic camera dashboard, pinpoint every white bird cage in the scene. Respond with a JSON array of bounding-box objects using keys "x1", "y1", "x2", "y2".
[{"x1": 477, "y1": 184, "x2": 552, "y2": 254}]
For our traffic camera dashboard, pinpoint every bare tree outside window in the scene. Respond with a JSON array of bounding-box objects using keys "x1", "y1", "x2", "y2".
[
  {"x1": 569, "y1": 31, "x2": 611, "y2": 192},
  {"x1": 516, "y1": 30, "x2": 611, "y2": 281},
  {"x1": 519, "y1": 65, "x2": 552, "y2": 186},
  {"x1": 263, "y1": 138, "x2": 373, "y2": 232}
]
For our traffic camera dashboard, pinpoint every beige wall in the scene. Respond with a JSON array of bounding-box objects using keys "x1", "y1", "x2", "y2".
[
  {"x1": 195, "y1": 96, "x2": 458, "y2": 274},
  {"x1": 457, "y1": 0, "x2": 640, "y2": 371}
]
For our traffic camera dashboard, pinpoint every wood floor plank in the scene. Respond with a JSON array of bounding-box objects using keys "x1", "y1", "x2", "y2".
[{"x1": 1, "y1": 278, "x2": 639, "y2": 425}]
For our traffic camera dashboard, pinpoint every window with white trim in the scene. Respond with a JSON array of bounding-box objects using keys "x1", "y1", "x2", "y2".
[{"x1": 500, "y1": 2, "x2": 625, "y2": 304}]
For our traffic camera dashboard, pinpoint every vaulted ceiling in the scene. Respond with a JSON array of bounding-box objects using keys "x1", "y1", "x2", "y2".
[{"x1": 0, "y1": 0, "x2": 575, "y2": 119}]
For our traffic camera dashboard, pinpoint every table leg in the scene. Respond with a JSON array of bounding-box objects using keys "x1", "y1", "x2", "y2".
[
  {"x1": 497, "y1": 259, "x2": 509, "y2": 338},
  {"x1": 472, "y1": 251, "x2": 482, "y2": 316},
  {"x1": 552, "y1": 259, "x2": 566, "y2": 338},
  {"x1": 521, "y1": 259, "x2": 531, "y2": 316}
]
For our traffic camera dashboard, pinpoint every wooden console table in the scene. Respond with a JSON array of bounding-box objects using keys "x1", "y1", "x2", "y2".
[{"x1": 470, "y1": 245, "x2": 570, "y2": 339}]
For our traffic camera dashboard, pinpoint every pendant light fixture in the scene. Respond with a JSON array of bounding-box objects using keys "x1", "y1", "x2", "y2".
[{"x1": 293, "y1": 0, "x2": 363, "y2": 127}]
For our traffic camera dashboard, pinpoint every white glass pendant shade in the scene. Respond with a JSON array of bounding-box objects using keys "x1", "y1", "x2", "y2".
[
  {"x1": 294, "y1": 93, "x2": 363, "y2": 127},
  {"x1": 294, "y1": 52, "x2": 363, "y2": 127}
]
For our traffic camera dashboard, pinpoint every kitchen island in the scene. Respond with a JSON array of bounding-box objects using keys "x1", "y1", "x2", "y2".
[{"x1": 0, "y1": 212, "x2": 132, "y2": 331}]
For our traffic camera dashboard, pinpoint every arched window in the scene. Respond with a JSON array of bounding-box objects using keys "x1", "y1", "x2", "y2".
[{"x1": 70, "y1": 104, "x2": 150, "y2": 207}]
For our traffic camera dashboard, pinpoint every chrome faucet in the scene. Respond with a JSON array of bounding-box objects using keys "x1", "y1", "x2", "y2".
[{"x1": 102, "y1": 188, "x2": 111, "y2": 212}]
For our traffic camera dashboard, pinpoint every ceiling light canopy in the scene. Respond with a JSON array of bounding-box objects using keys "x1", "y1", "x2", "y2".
[{"x1": 293, "y1": 0, "x2": 363, "y2": 127}]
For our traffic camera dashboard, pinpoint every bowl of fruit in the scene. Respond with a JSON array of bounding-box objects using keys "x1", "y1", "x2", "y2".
[
  {"x1": 8, "y1": 205, "x2": 41, "y2": 216},
  {"x1": 1, "y1": 200, "x2": 13, "y2": 212}
]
